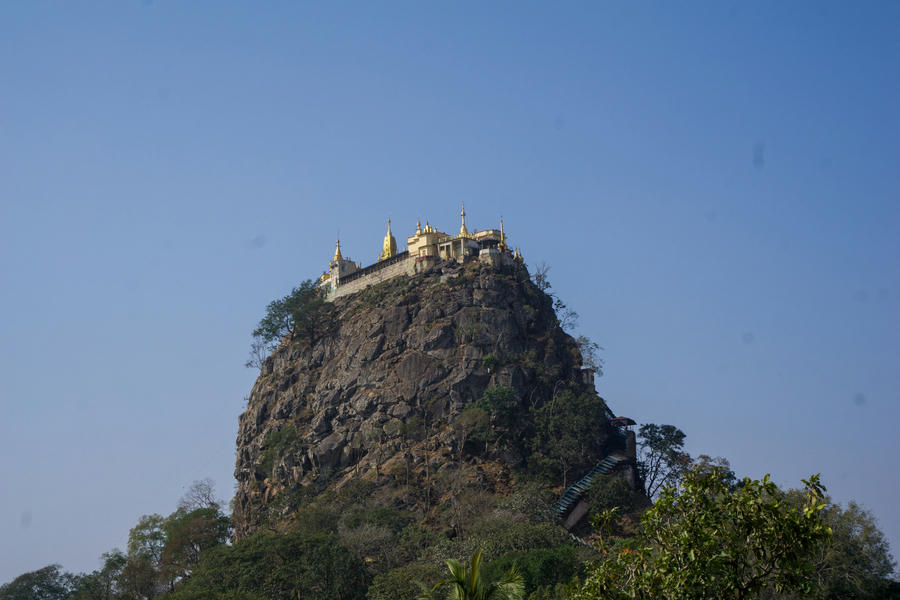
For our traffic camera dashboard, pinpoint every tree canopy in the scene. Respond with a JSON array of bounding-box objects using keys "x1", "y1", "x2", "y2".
[
  {"x1": 168, "y1": 531, "x2": 369, "y2": 600},
  {"x1": 247, "y1": 279, "x2": 332, "y2": 368},
  {"x1": 635, "y1": 423, "x2": 691, "y2": 499},
  {"x1": 574, "y1": 469, "x2": 833, "y2": 600},
  {"x1": 0, "y1": 565, "x2": 75, "y2": 600}
]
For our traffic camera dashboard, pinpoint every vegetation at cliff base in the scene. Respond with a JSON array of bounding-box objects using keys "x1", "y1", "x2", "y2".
[{"x1": 3, "y1": 468, "x2": 897, "y2": 600}]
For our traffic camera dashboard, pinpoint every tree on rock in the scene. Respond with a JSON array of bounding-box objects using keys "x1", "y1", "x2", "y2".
[{"x1": 247, "y1": 280, "x2": 332, "y2": 367}]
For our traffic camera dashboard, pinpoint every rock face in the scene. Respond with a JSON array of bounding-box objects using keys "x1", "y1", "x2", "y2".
[{"x1": 233, "y1": 260, "x2": 621, "y2": 538}]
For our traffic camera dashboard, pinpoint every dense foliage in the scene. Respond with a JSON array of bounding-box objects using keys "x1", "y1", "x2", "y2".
[
  {"x1": 418, "y1": 549, "x2": 525, "y2": 600},
  {"x1": 5, "y1": 460, "x2": 898, "y2": 600},
  {"x1": 167, "y1": 531, "x2": 369, "y2": 600},
  {"x1": 573, "y1": 469, "x2": 834, "y2": 600},
  {"x1": 776, "y1": 497, "x2": 897, "y2": 600},
  {"x1": 246, "y1": 279, "x2": 333, "y2": 368}
]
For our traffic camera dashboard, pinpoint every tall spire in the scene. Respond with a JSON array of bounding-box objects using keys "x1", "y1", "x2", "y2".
[
  {"x1": 499, "y1": 217, "x2": 506, "y2": 249},
  {"x1": 416, "y1": 219, "x2": 422, "y2": 234},
  {"x1": 379, "y1": 218, "x2": 397, "y2": 261},
  {"x1": 459, "y1": 202, "x2": 468, "y2": 236},
  {"x1": 333, "y1": 238, "x2": 343, "y2": 263}
]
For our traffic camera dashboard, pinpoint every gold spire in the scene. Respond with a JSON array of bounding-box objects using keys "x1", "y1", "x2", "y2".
[
  {"x1": 416, "y1": 219, "x2": 422, "y2": 234},
  {"x1": 332, "y1": 238, "x2": 343, "y2": 263},
  {"x1": 499, "y1": 217, "x2": 506, "y2": 250},
  {"x1": 379, "y1": 218, "x2": 397, "y2": 261},
  {"x1": 459, "y1": 202, "x2": 468, "y2": 236}
]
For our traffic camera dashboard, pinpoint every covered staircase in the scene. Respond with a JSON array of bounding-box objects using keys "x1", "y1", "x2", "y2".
[{"x1": 550, "y1": 453, "x2": 629, "y2": 520}]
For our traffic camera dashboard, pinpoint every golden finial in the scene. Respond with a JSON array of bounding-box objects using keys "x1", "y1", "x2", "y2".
[
  {"x1": 460, "y1": 202, "x2": 468, "y2": 236},
  {"x1": 416, "y1": 219, "x2": 422, "y2": 234},
  {"x1": 499, "y1": 217, "x2": 506, "y2": 250},
  {"x1": 333, "y1": 238, "x2": 343, "y2": 263}
]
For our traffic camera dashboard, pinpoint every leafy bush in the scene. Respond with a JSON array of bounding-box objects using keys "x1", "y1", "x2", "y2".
[
  {"x1": 259, "y1": 425, "x2": 300, "y2": 477},
  {"x1": 483, "y1": 545, "x2": 582, "y2": 596},
  {"x1": 367, "y1": 562, "x2": 443, "y2": 600},
  {"x1": 475, "y1": 385, "x2": 521, "y2": 438},
  {"x1": 341, "y1": 506, "x2": 414, "y2": 534},
  {"x1": 481, "y1": 353, "x2": 500, "y2": 371},
  {"x1": 573, "y1": 470, "x2": 832, "y2": 600},
  {"x1": 585, "y1": 473, "x2": 643, "y2": 516},
  {"x1": 167, "y1": 531, "x2": 369, "y2": 600}
]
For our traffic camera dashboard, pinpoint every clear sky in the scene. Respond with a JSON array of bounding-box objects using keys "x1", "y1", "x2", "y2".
[{"x1": 1, "y1": 1, "x2": 898, "y2": 583}]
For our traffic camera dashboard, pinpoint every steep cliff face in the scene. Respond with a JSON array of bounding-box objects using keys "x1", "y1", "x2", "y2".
[{"x1": 233, "y1": 260, "x2": 620, "y2": 538}]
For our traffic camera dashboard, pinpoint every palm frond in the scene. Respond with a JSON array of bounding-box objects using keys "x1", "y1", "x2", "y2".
[{"x1": 487, "y1": 565, "x2": 525, "y2": 600}]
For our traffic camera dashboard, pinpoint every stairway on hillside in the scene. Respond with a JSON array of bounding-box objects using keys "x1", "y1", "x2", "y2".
[{"x1": 550, "y1": 453, "x2": 629, "y2": 520}]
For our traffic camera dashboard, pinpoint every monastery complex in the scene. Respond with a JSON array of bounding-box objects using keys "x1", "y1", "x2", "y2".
[{"x1": 318, "y1": 204, "x2": 522, "y2": 301}]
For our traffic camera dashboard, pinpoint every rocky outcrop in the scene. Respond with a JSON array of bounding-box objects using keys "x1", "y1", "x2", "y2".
[{"x1": 232, "y1": 259, "x2": 620, "y2": 538}]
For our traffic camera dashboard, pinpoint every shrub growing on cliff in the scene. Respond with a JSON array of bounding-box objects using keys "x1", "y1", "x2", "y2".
[
  {"x1": 259, "y1": 425, "x2": 301, "y2": 477},
  {"x1": 475, "y1": 385, "x2": 522, "y2": 444},
  {"x1": 247, "y1": 280, "x2": 332, "y2": 367}
]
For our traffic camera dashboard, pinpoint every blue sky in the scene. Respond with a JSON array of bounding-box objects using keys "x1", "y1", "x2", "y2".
[{"x1": 1, "y1": 1, "x2": 898, "y2": 582}]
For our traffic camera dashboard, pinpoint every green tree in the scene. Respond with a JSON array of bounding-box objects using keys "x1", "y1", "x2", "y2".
[
  {"x1": 168, "y1": 531, "x2": 368, "y2": 600},
  {"x1": 160, "y1": 507, "x2": 231, "y2": 581},
  {"x1": 692, "y1": 454, "x2": 738, "y2": 489},
  {"x1": 127, "y1": 514, "x2": 167, "y2": 565},
  {"x1": 247, "y1": 280, "x2": 332, "y2": 367},
  {"x1": 482, "y1": 546, "x2": 581, "y2": 597},
  {"x1": 0, "y1": 565, "x2": 75, "y2": 600},
  {"x1": 573, "y1": 469, "x2": 833, "y2": 600},
  {"x1": 768, "y1": 497, "x2": 896, "y2": 599},
  {"x1": 418, "y1": 548, "x2": 525, "y2": 600},
  {"x1": 530, "y1": 390, "x2": 609, "y2": 487},
  {"x1": 124, "y1": 513, "x2": 167, "y2": 596},
  {"x1": 474, "y1": 386, "x2": 520, "y2": 448},
  {"x1": 119, "y1": 556, "x2": 158, "y2": 600},
  {"x1": 575, "y1": 336, "x2": 603, "y2": 378},
  {"x1": 69, "y1": 550, "x2": 127, "y2": 600},
  {"x1": 635, "y1": 423, "x2": 691, "y2": 499}
]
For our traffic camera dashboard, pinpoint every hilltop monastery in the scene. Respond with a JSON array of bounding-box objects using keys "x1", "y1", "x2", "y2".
[{"x1": 318, "y1": 204, "x2": 522, "y2": 301}]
